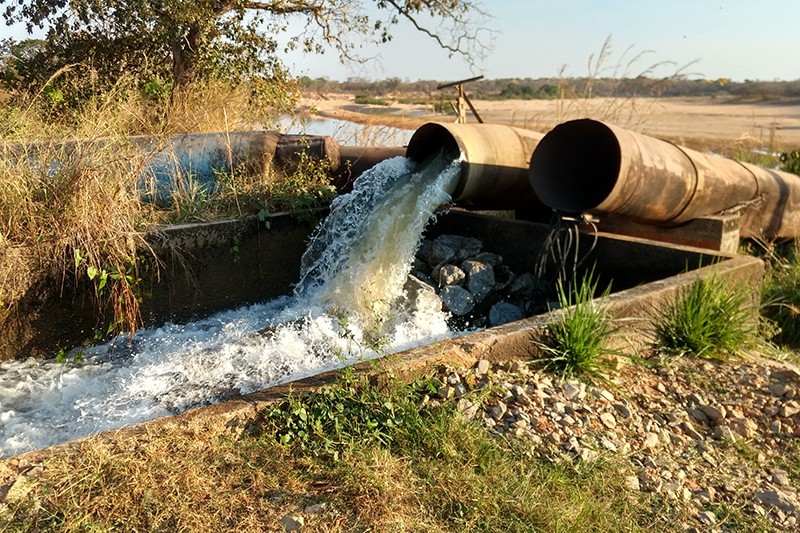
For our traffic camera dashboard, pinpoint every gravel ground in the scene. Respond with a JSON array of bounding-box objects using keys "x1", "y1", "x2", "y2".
[{"x1": 432, "y1": 354, "x2": 800, "y2": 531}]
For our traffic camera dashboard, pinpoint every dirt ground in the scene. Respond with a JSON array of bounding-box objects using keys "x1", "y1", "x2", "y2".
[{"x1": 302, "y1": 93, "x2": 800, "y2": 153}]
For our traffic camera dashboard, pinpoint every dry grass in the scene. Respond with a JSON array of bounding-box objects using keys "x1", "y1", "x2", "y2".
[
  {"x1": 0, "y1": 379, "x2": 647, "y2": 532},
  {"x1": 0, "y1": 77, "x2": 329, "y2": 343}
]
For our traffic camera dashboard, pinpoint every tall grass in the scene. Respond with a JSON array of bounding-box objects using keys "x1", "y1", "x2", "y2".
[
  {"x1": 553, "y1": 35, "x2": 691, "y2": 132},
  {"x1": 0, "y1": 74, "x2": 328, "y2": 345}
]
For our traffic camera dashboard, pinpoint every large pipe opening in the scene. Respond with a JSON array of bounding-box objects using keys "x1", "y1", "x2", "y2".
[
  {"x1": 406, "y1": 122, "x2": 545, "y2": 210},
  {"x1": 406, "y1": 123, "x2": 461, "y2": 165},
  {"x1": 529, "y1": 119, "x2": 622, "y2": 212}
]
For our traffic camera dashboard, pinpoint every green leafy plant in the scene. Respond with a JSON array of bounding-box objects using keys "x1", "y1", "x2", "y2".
[
  {"x1": 655, "y1": 274, "x2": 757, "y2": 359},
  {"x1": 538, "y1": 270, "x2": 624, "y2": 382},
  {"x1": 265, "y1": 371, "x2": 438, "y2": 461},
  {"x1": 780, "y1": 148, "x2": 800, "y2": 175}
]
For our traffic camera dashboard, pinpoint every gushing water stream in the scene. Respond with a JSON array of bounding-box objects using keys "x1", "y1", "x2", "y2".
[{"x1": 0, "y1": 154, "x2": 461, "y2": 458}]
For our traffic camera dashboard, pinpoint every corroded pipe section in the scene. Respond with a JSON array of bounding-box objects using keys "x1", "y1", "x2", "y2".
[
  {"x1": 406, "y1": 122, "x2": 544, "y2": 209},
  {"x1": 528, "y1": 119, "x2": 800, "y2": 238}
]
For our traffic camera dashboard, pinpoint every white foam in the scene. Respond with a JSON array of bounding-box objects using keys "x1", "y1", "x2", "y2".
[{"x1": 0, "y1": 155, "x2": 460, "y2": 457}]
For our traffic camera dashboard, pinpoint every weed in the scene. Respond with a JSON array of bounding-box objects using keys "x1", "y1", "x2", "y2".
[
  {"x1": 538, "y1": 270, "x2": 626, "y2": 382},
  {"x1": 655, "y1": 274, "x2": 757, "y2": 359},
  {"x1": 265, "y1": 373, "x2": 435, "y2": 461}
]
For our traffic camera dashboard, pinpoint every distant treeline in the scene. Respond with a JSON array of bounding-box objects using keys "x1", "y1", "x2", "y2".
[{"x1": 299, "y1": 76, "x2": 800, "y2": 100}]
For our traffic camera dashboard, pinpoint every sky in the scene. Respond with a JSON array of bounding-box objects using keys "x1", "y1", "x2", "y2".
[{"x1": 4, "y1": 0, "x2": 799, "y2": 82}]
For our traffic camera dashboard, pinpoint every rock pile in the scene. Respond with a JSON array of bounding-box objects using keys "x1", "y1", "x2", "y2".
[
  {"x1": 411, "y1": 234, "x2": 544, "y2": 328},
  {"x1": 429, "y1": 356, "x2": 800, "y2": 531}
]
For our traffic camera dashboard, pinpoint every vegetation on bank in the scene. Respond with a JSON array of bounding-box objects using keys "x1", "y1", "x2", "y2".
[
  {"x1": 0, "y1": 370, "x2": 645, "y2": 532},
  {"x1": 0, "y1": 77, "x2": 337, "y2": 341},
  {"x1": 2, "y1": 252, "x2": 799, "y2": 530}
]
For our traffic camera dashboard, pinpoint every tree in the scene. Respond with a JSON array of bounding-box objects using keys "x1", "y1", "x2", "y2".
[{"x1": 1, "y1": 0, "x2": 489, "y2": 90}]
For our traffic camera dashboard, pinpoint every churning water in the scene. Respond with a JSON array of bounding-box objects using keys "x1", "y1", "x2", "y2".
[{"x1": 0, "y1": 154, "x2": 461, "y2": 458}]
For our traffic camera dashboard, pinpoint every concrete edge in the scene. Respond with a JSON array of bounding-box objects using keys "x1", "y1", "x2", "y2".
[{"x1": 1, "y1": 254, "x2": 764, "y2": 470}]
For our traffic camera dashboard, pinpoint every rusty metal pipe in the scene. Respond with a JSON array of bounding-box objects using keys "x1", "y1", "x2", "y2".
[
  {"x1": 528, "y1": 119, "x2": 800, "y2": 238},
  {"x1": 406, "y1": 122, "x2": 544, "y2": 210}
]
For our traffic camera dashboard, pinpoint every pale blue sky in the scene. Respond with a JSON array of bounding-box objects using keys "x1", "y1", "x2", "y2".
[{"x1": 4, "y1": 0, "x2": 799, "y2": 82}]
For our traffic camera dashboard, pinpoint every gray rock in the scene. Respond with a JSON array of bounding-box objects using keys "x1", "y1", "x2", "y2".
[
  {"x1": 613, "y1": 403, "x2": 632, "y2": 418},
  {"x1": 681, "y1": 420, "x2": 704, "y2": 440},
  {"x1": 563, "y1": 381, "x2": 586, "y2": 401},
  {"x1": 564, "y1": 436, "x2": 582, "y2": 453},
  {"x1": 475, "y1": 252, "x2": 502, "y2": 267},
  {"x1": 599, "y1": 412, "x2": 617, "y2": 429},
  {"x1": 434, "y1": 264, "x2": 466, "y2": 287},
  {"x1": 699, "y1": 404, "x2": 727, "y2": 422},
  {"x1": 728, "y1": 417, "x2": 758, "y2": 439},
  {"x1": 755, "y1": 490, "x2": 799, "y2": 513},
  {"x1": 780, "y1": 401, "x2": 800, "y2": 418},
  {"x1": 475, "y1": 359, "x2": 491, "y2": 376},
  {"x1": 698, "y1": 511, "x2": 716, "y2": 526},
  {"x1": 625, "y1": 475, "x2": 641, "y2": 491},
  {"x1": 429, "y1": 234, "x2": 461, "y2": 265},
  {"x1": 404, "y1": 275, "x2": 442, "y2": 313},
  {"x1": 692, "y1": 487, "x2": 716, "y2": 504},
  {"x1": 770, "y1": 382, "x2": 792, "y2": 397},
  {"x1": 771, "y1": 468, "x2": 791, "y2": 487},
  {"x1": 688, "y1": 408, "x2": 710, "y2": 424},
  {"x1": 644, "y1": 432, "x2": 660, "y2": 448},
  {"x1": 429, "y1": 234, "x2": 482, "y2": 266},
  {"x1": 304, "y1": 503, "x2": 326, "y2": 515},
  {"x1": 279, "y1": 515, "x2": 305, "y2": 531},
  {"x1": 440, "y1": 285, "x2": 474, "y2": 316},
  {"x1": 772, "y1": 368, "x2": 800, "y2": 382},
  {"x1": 416, "y1": 239, "x2": 433, "y2": 264},
  {"x1": 489, "y1": 401, "x2": 508, "y2": 421},
  {"x1": 489, "y1": 302, "x2": 525, "y2": 327},
  {"x1": 461, "y1": 260, "x2": 495, "y2": 302},
  {"x1": 457, "y1": 398, "x2": 480, "y2": 421},
  {"x1": 437, "y1": 385, "x2": 455, "y2": 399},
  {"x1": 510, "y1": 272, "x2": 537, "y2": 297}
]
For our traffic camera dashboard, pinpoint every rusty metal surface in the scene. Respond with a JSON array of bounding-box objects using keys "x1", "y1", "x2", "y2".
[
  {"x1": 528, "y1": 118, "x2": 800, "y2": 238},
  {"x1": 406, "y1": 122, "x2": 545, "y2": 209}
]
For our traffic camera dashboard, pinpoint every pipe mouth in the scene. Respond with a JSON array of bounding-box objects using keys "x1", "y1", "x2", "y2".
[
  {"x1": 529, "y1": 119, "x2": 622, "y2": 212},
  {"x1": 406, "y1": 123, "x2": 461, "y2": 164}
]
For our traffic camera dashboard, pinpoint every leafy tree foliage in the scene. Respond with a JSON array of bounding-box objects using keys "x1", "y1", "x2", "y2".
[{"x1": 1, "y1": 0, "x2": 489, "y2": 91}]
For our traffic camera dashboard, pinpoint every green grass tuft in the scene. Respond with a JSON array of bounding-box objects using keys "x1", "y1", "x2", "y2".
[
  {"x1": 538, "y1": 270, "x2": 625, "y2": 382},
  {"x1": 761, "y1": 244, "x2": 800, "y2": 346},
  {"x1": 656, "y1": 274, "x2": 757, "y2": 359}
]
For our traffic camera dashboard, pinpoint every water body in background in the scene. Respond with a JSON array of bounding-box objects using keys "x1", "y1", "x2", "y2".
[
  {"x1": 0, "y1": 152, "x2": 459, "y2": 457},
  {"x1": 277, "y1": 116, "x2": 414, "y2": 147}
]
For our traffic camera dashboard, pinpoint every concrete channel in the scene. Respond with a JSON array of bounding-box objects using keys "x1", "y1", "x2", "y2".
[{"x1": 0, "y1": 209, "x2": 763, "y2": 463}]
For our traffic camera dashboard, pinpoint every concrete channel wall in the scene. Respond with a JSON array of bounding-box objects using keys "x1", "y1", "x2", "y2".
[
  {"x1": 1, "y1": 212, "x2": 763, "y2": 464},
  {"x1": 0, "y1": 212, "x2": 319, "y2": 361},
  {"x1": 1, "y1": 209, "x2": 733, "y2": 361}
]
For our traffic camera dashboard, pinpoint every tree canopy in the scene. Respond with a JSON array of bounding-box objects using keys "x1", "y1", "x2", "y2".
[{"x1": 1, "y1": 0, "x2": 489, "y2": 91}]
